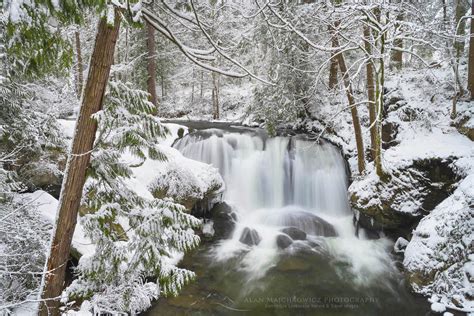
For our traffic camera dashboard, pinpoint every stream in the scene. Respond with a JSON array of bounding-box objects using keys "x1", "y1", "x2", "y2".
[{"x1": 145, "y1": 124, "x2": 431, "y2": 316}]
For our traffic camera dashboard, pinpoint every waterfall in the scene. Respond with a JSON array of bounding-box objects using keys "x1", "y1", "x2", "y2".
[
  {"x1": 174, "y1": 131, "x2": 350, "y2": 215},
  {"x1": 173, "y1": 129, "x2": 396, "y2": 284}
]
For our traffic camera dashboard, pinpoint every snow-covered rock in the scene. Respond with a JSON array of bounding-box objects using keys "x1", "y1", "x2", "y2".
[
  {"x1": 394, "y1": 237, "x2": 409, "y2": 253},
  {"x1": 403, "y1": 170, "x2": 474, "y2": 312},
  {"x1": 202, "y1": 220, "x2": 215, "y2": 238},
  {"x1": 148, "y1": 145, "x2": 224, "y2": 210}
]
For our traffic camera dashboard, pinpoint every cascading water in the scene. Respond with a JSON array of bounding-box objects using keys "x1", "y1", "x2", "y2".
[
  {"x1": 146, "y1": 127, "x2": 430, "y2": 315},
  {"x1": 173, "y1": 130, "x2": 390, "y2": 279},
  {"x1": 174, "y1": 130, "x2": 350, "y2": 214}
]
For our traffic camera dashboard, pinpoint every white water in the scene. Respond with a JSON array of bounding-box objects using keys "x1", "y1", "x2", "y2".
[{"x1": 174, "y1": 130, "x2": 397, "y2": 285}]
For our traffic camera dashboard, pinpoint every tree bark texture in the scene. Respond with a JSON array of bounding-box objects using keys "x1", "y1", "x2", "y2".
[
  {"x1": 468, "y1": 1, "x2": 474, "y2": 99},
  {"x1": 74, "y1": 31, "x2": 84, "y2": 99},
  {"x1": 39, "y1": 11, "x2": 121, "y2": 316},
  {"x1": 364, "y1": 26, "x2": 377, "y2": 161},
  {"x1": 334, "y1": 38, "x2": 366, "y2": 174}
]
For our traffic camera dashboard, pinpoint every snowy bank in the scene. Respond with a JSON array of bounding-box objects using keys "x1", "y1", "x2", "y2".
[
  {"x1": 404, "y1": 169, "x2": 474, "y2": 313},
  {"x1": 19, "y1": 191, "x2": 94, "y2": 258},
  {"x1": 148, "y1": 145, "x2": 224, "y2": 210}
]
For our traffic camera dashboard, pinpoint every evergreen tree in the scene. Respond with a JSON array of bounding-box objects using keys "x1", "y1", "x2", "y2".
[{"x1": 67, "y1": 82, "x2": 201, "y2": 314}]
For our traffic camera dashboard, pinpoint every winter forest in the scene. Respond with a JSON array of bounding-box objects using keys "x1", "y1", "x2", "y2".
[{"x1": 0, "y1": 0, "x2": 473, "y2": 315}]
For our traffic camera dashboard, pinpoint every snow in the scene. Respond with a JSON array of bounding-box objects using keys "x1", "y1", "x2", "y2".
[
  {"x1": 394, "y1": 237, "x2": 409, "y2": 253},
  {"x1": 383, "y1": 129, "x2": 474, "y2": 169},
  {"x1": 431, "y1": 302, "x2": 446, "y2": 313},
  {"x1": 403, "y1": 172, "x2": 474, "y2": 312},
  {"x1": 147, "y1": 145, "x2": 224, "y2": 204},
  {"x1": 57, "y1": 119, "x2": 77, "y2": 139},
  {"x1": 19, "y1": 191, "x2": 95, "y2": 257},
  {"x1": 122, "y1": 142, "x2": 224, "y2": 204},
  {"x1": 202, "y1": 220, "x2": 215, "y2": 238},
  {"x1": 64, "y1": 300, "x2": 94, "y2": 316},
  {"x1": 6, "y1": 0, "x2": 25, "y2": 23}
]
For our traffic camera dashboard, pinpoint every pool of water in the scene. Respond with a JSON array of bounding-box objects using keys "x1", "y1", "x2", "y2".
[{"x1": 144, "y1": 240, "x2": 430, "y2": 316}]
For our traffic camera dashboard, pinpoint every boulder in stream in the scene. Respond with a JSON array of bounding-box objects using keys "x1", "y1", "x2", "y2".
[
  {"x1": 239, "y1": 227, "x2": 261, "y2": 246},
  {"x1": 210, "y1": 202, "x2": 236, "y2": 240},
  {"x1": 276, "y1": 234, "x2": 293, "y2": 249},
  {"x1": 281, "y1": 226, "x2": 307, "y2": 240},
  {"x1": 276, "y1": 210, "x2": 337, "y2": 237}
]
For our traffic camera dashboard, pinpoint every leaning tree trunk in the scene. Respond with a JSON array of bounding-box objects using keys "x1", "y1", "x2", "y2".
[
  {"x1": 468, "y1": 0, "x2": 474, "y2": 99},
  {"x1": 39, "y1": 11, "x2": 121, "y2": 316},
  {"x1": 146, "y1": 21, "x2": 158, "y2": 112},
  {"x1": 334, "y1": 42, "x2": 365, "y2": 174},
  {"x1": 74, "y1": 31, "x2": 84, "y2": 99},
  {"x1": 364, "y1": 26, "x2": 377, "y2": 161}
]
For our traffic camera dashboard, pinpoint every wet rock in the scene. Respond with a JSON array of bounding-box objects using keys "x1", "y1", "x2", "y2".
[
  {"x1": 239, "y1": 227, "x2": 261, "y2": 246},
  {"x1": 281, "y1": 227, "x2": 306, "y2": 240},
  {"x1": 277, "y1": 210, "x2": 337, "y2": 237},
  {"x1": 276, "y1": 234, "x2": 293, "y2": 249},
  {"x1": 355, "y1": 221, "x2": 380, "y2": 240},
  {"x1": 177, "y1": 127, "x2": 185, "y2": 139},
  {"x1": 209, "y1": 202, "x2": 236, "y2": 240}
]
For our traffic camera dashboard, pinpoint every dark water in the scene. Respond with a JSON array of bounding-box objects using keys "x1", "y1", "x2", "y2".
[{"x1": 144, "y1": 242, "x2": 431, "y2": 316}]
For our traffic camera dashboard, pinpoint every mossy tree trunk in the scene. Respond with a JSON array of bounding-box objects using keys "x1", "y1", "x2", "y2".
[
  {"x1": 74, "y1": 31, "x2": 84, "y2": 99},
  {"x1": 333, "y1": 35, "x2": 366, "y2": 174},
  {"x1": 39, "y1": 10, "x2": 121, "y2": 316},
  {"x1": 364, "y1": 25, "x2": 377, "y2": 161}
]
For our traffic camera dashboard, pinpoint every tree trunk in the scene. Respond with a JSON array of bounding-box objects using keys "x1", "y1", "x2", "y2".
[
  {"x1": 454, "y1": 0, "x2": 467, "y2": 104},
  {"x1": 468, "y1": 0, "x2": 474, "y2": 99},
  {"x1": 364, "y1": 26, "x2": 377, "y2": 161},
  {"x1": 146, "y1": 21, "x2": 158, "y2": 111},
  {"x1": 391, "y1": 14, "x2": 403, "y2": 69},
  {"x1": 74, "y1": 31, "x2": 84, "y2": 99},
  {"x1": 200, "y1": 71, "x2": 204, "y2": 99},
  {"x1": 124, "y1": 27, "x2": 129, "y2": 83},
  {"x1": 442, "y1": 0, "x2": 448, "y2": 31},
  {"x1": 212, "y1": 71, "x2": 219, "y2": 119},
  {"x1": 191, "y1": 68, "x2": 195, "y2": 104},
  {"x1": 161, "y1": 75, "x2": 165, "y2": 99},
  {"x1": 328, "y1": 25, "x2": 339, "y2": 89},
  {"x1": 374, "y1": 25, "x2": 386, "y2": 179},
  {"x1": 455, "y1": 0, "x2": 467, "y2": 57},
  {"x1": 39, "y1": 11, "x2": 121, "y2": 316},
  {"x1": 334, "y1": 44, "x2": 365, "y2": 174}
]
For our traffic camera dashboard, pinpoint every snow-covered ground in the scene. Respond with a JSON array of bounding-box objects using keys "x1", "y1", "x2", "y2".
[
  {"x1": 18, "y1": 191, "x2": 94, "y2": 257},
  {"x1": 404, "y1": 168, "x2": 474, "y2": 314}
]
